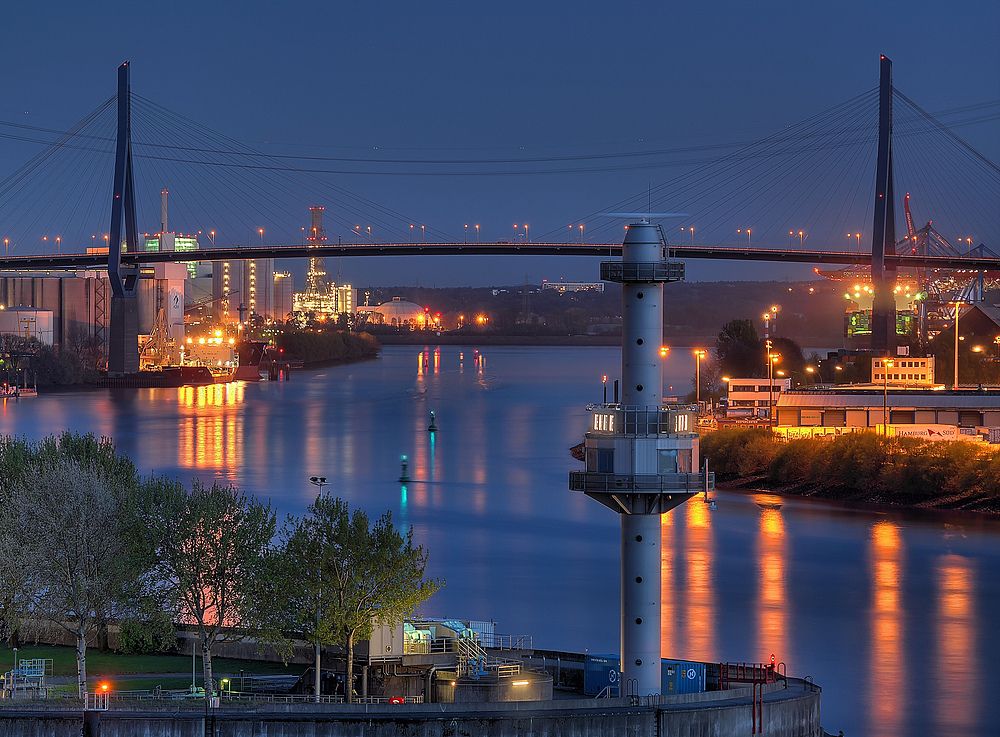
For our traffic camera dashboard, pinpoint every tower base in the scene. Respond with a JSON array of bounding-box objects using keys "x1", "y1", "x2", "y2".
[{"x1": 108, "y1": 295, "x2": 139, "y2": 375}]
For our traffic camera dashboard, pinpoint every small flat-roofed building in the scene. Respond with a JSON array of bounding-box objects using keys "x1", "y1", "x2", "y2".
[{"x1": 725, "y1": 377, "x2": 792, "y2": 418}]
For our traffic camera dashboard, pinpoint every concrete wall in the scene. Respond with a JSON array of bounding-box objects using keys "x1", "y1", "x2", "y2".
[{"x1": 0, "y1": 685, "x2": 824, "y2": 737}]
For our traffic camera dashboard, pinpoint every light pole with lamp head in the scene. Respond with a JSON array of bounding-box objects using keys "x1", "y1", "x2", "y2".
[
  {"x1": 952, "y1": 302, "x2": 963, "y2": 389},
  {"x1": 767, "y1": 349, "x2": 781, "y2": 425},
  {"x1": 882, "y1": 358, "x2": 894, "y2": 436},
  {"x1": 693, "y1": 349, "x2": 706, "y2": 405}
]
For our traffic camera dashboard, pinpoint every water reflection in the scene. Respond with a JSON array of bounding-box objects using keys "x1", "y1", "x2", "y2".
[
  {"x1": 755, "y1": 494, "x2": 786, "y2": 665},
  {"x1": 660, "y1": 512, "x2": 676, "y2": 657},
  {"x1": 869, "y1": 520, "x2": 903, "y2": 737},
  {"x1": 683, "y1": 500, "x2": 715, "y2": 662},
  {"x1": 176, "y1": 383, "x2": 245, "y2": 476},
  {"x1": 935, "y1": 554, "x2": 977, "y2": 736}
]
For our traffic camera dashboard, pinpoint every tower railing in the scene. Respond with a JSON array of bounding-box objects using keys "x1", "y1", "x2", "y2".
[{"x1": 569, "y1": 471, "x2": 714, "y2": 494}]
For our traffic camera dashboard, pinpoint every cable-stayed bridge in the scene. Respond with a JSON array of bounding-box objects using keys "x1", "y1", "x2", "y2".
[{"x1": 0, "y1": 56, "x2": 999, "y2": 372}]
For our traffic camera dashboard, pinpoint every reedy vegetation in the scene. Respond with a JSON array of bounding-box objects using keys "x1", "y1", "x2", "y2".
[{"x1": 702, "y1": 428, "x2": 1000, "y2": 511}]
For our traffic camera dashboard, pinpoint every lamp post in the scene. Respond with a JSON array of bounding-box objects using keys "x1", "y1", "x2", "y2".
[
  {"x1": 952, "y1": 302, "x2": 963, "y2": 389},
  {"x1": 767, "y1": 350, "x2": 781, "y2": 425},
  {"x1": 693, "y1": 349, "x2": 706, "y2": 405},
  {"x1": 882, "y1": 358, "x2": 895, "y2": 436}
]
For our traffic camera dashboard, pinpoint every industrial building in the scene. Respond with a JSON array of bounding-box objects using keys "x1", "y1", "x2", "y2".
[
  {"x1": 0, "y1": 266, "x2": 186, "y2": 352},
  {"x1": 211, "y1": 258, "x2": 278, "y2": 322},
  {"x1": 540, "y1": 280, "x2": 605, "y2": 293},
  {"x1": 773, "y1": 358, "x2": 1000, "y2": 436},
  {"x1": 273, "y1": 271, "x2": 294, "y2": 322}
]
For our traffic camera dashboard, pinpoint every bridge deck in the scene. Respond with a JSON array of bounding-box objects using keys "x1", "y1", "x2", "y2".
[{"x1": 1, "y1": 243, "x2": 999, "y2": 271}]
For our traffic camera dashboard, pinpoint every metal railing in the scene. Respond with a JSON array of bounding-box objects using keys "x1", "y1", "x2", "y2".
[
  {"x1": 403, "y1": 637, "x2": 457, "y2": 655},
  {"x1": 569, "y1": 471, "x2": 714, "y2": 494},
  {"x1": 486, "y1": 633, "x2": 533, "y2": 651},
  {"x1": 600, "y1": 261, "x2": 685, "y2": 283},
  {"x1": 456, "y1": 637, "x2": 521, "y2": 679}
]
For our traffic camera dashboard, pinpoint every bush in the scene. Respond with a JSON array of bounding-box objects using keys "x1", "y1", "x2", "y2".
[{"x1": 116, "y1": 610, "x2": 176, "y2": 655}]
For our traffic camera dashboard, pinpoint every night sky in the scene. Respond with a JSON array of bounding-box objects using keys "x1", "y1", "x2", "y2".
[{"x1": 1, "y1": 0, "x2": 998, "y2": 286}]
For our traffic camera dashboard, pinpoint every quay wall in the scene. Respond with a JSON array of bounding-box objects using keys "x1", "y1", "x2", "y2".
[{"x1": 0, "y1": 685, "x2": 823, "y2": 737}]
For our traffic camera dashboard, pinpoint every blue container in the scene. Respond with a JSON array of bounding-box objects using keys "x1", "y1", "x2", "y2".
[
  {"x1": 661, "y1": 659, "x2": 706, "y2": 695},
  {"x1": 583, "y1": 654, "x2": 621, "y2": 696}
]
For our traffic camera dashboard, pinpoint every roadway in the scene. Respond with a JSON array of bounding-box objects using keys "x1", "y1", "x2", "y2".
[{"x1": 2, "y1": 242, "x2": 1000, "y2": 271}]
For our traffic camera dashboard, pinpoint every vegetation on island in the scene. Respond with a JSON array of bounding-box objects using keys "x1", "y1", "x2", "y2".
[
  {"x1": 273, "y1": 328, "x2": 380, "y2": 366},
  {"x1": 702, "y1": 427, "x2": 1000, "y2": 514},
  {"x1": 0, "y1": 432, "x2": 439, "y2": 704}
]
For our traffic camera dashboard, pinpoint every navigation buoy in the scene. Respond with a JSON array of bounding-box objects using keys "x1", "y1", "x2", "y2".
[
  {"x1": 428, "y1": 410, "x2": 438, "y2": 433},
  {"x1": 398, "y1": 455, "x2": 410, "y2": 482}
]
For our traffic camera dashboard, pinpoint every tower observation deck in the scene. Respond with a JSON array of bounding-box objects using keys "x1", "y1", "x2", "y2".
[{"x1": 569, "y1": 221, "x2": 714, "y2": 696}]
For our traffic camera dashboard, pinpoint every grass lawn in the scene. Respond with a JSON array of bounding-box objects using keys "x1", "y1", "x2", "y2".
[{"x1": 0, "y1": 645, "x2": 300, "y2": 679}]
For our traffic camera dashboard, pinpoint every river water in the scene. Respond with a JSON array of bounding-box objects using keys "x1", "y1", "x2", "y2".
[{"x1": 1, "y1": 345, "x2": 997, "y2": 736}]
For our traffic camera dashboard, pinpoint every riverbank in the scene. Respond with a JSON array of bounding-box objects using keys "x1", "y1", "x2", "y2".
[{"x1": 702, "y1": 427, "x2": 1000, "y2": 515}]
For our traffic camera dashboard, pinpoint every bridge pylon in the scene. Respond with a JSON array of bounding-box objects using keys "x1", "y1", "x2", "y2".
[
  {"x1": 569, "y1": 221, "x2": 713, "y2": 696},
  {"x1": 106, "y1": 61, "x2": 141, "y2": 375},
  {"x1": 870, "y1": 54, "x2": 897, "y2": 354}
]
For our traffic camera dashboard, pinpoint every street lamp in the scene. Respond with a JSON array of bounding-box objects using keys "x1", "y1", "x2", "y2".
[
  {"x1": 208, "y1": 230, "x2": 216, "y2": 246},
  {"x1": 578, "y1": 223, "x2": 585, "y2": 243},
  {"x1": 805, "y1": 366, "x2": 816, "y2": 384},
  {"x1": 309, "y1": 476, "x2": 328, "y2": 491},
  {"x1": 882, "y1": 358, "x2": 895, "y2": 436},
  {"x1": 474, "y1": 224, "x2": 480, "y2": 242},
  {"x1": 767, "y1": 348, "x2": 781, "y2": 426},
  {"x1": 693, "y1": 349, "x2": 706, "y2": 404},
  {"x1": 257, "y1": 227, "x2": 264, "y2": 245},
  {"x1": 952, "y1": 301, "x2": 964, "y2": 390},
  {"x1": 737, "y1": 228, "x2": 751, "y2": 246}
]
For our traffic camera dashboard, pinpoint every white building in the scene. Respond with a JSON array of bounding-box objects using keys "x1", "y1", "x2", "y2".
[
  {"x1": 725, "y1": 377, "x2": 792, "y2": 418},
  {"x1": 872, "y1": 356, "x2": 935, "y2": 387}
]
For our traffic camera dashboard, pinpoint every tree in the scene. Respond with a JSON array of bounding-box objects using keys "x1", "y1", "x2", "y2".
[
  {"x1": 282, "y1": 496, "x2": 440, "y2": 703},
  {"x1": 277, "y1": 498, "x2": 343, "y2": 702},
  {"x1": 5, "y1": 459, "x2": 141, "y2": 697},
  {"x1": 715, "y1": 319, "x2": 763, "y2": 378},
  {"x1": 152, "y1": 480, "x2": 275, "y2": 703}
]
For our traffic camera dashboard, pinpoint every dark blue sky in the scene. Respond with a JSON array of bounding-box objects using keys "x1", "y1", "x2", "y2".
[{"x1": 1, "y1": 0, "x2": 998, "y2": 286}]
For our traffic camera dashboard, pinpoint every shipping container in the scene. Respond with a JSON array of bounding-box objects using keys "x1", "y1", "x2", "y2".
[
  {"x1": 661, "y1": 659, "x2": 706, "y2": 695},
  {"x1": 583, "y1": 654, "x2": 620, "y2": 696}
]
